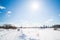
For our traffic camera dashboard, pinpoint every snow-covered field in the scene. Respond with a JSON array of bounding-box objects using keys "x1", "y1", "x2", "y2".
[{"x1": 0, "y1": 28, "x2": 60, "y2": 40}]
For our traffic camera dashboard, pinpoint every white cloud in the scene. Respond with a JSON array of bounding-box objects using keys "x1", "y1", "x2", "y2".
[
  {"x1": 7, "y1": 11, "x2": 12, "y2": 17},
  {"x1": 0, "y1": 6, "x2": 6, "y2": 9},
  {"x1": 7, "y1": 11, "x2": 12, "y2": 14}
]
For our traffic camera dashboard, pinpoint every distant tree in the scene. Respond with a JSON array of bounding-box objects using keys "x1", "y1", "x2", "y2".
[
  {"x1": 52, "y1": 25, "x2": 60, "y2": 30},
  {"x1": 2, "y1": 24, "x2": 17, "y2": 29},
  {"x1": 0, "y1": 26, "x2": 2, "y2": 28}
]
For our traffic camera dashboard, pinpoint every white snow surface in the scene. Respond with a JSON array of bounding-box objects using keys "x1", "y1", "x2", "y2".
[{"x1": 0, "y1": 28, "x2": 60, "y2": 40}]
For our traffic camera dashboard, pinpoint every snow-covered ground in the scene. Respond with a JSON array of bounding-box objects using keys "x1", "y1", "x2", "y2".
[{"x1": 0, "y1": 28, "x2": 60, "y2": 40}]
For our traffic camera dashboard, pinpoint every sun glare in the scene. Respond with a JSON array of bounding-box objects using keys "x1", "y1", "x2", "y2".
[{"x1": 31, "y1": 2, "x2": 39, "y2": 11}]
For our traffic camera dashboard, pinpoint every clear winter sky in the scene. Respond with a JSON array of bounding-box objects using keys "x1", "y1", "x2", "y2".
[{"x1": 0, "y1": 0, "x2": 60, "y2": 27}]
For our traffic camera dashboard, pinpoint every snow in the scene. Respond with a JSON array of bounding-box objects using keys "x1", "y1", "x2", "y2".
[{"x1": 0, "y1": 28, "x2": 60, "y2": 40}]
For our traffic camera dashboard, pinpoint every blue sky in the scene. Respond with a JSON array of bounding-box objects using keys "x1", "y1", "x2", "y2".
[{"x1": 0, "y1": 0, "x2": 60, "y2": 26}]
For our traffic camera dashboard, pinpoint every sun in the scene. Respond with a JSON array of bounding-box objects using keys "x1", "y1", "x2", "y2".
[{"x1": 31, "y1": 2, "x2": 39, "y2": 11}]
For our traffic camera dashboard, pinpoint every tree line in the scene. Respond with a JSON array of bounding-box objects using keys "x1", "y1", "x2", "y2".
[
  {"x1": 0, "y1": 24, "x2": 60, "y2": 30},
  {"x1": 0, "y1": 24, "x2": 17, "y2": 29}
]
